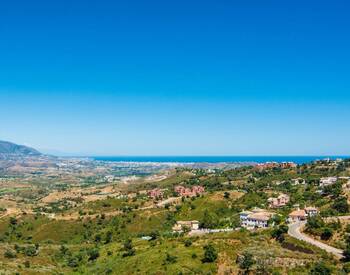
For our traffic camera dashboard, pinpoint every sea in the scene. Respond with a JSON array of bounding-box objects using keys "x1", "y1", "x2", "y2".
[{"x1": 93, "y1": 156, "x2": 348, "y2": 165}]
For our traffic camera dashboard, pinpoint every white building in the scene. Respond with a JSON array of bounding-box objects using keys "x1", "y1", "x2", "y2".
[
  {"x1": 172, "y1": 221, "x2": 199, "y2": 232},
  {"x1": 292, "y1": 178, "x2": 306, "y2": 185},
  {"x1": 305, "y1": 207, "x2": 319, "y2": 217},
  {"x1": 288, "y1": 209, "x2": 307, "y2": 223},
  {"x1": 319, "y1": 177, "x2": 338, "y2": 187},
  {"x1": 240, "y1": 208, "x2": 273, "y2": 229},
  {"x1": 288, "y1": 207, "x2": 319, "y2": 223}
]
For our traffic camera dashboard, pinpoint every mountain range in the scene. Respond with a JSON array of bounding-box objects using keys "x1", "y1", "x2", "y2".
[{"x1": 0, "y1": 140, "x2": 41, "y2": 156}]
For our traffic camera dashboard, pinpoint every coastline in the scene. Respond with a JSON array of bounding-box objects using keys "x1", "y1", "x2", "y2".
[{"x1": 92, "y1": 156, "x2": 347, "y2": 165}]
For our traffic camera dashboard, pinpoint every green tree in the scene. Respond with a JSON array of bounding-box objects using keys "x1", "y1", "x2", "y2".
[
  {"x1": 94, "y1": 234, "x2": 102, "y2": 243},
  {"x1": 9, "y1": 217, "x2": 17, "y2": 226},
  {"x1": 320, "y1": 227, "x2": 333, "y2": 241},
  {"x1": 305, "y1": 216, "x2": 325, "y2": 235},
  {"x1": 343, "y1": 262, "x2": 350, "y2": 273},
  {"x1": 4, "y1": 249, "x2": 16, "y2": 259},
  {"x1": 237, "y1": 251, "x2": 255, "y2": 273},
  {"x1": 164, "y1": 253, "x2": 177, "y2": 264},
  {"x1": 123, "y1": 239, "x2": 136, "y2": 257},
  {"x1": 202, "y1": 244, "x2": 218, "y2": 263},
  {"x1": 309, "y1": 261, "x2": 331, "y2": 275},
  {"x1": 87, "y1": 248, "x2": 100, "y2": 261},
  {"x1": 184, "y1": 239, "x2": 192, "y2": 247},
  {"x1": 24, "y1": 245, "x2": 37, "y2": 257},
  {"x1": 60, "y1": 245, "x2": 69, "y2": 256},
  {"x1": 343, "y1": 236, "x2": 350, "y2": 261},
  {"x1": 104, "y1": 231, "x2": 113, "y2": 244},
  {"x1": 200, "y1": 210, "x2": 219, "y2": 229},
  {"x1": 271, "y1": 224, "x2": 288, "y2": 243},
  {"x1": 332, "y1": 196, "x2": 349, "y2": 214},
  {"x1": 149, "y1": 230, "x2": 160, "y2": 241},
  {"x1": 323, "y1": 182, "x2": 342, "y2": 198},
  {"x1": 67, "y1": 256, "x2": 79, "y2": 268}
]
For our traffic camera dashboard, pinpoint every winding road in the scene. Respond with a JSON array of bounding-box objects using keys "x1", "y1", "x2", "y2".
[{"x1": 288, "y1": 221, "x2": 344, "y2": 259}]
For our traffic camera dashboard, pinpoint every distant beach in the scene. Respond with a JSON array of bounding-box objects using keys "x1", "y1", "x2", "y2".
[{"x1": 93, "y1": 156, "x2": 348, "y2": 165}]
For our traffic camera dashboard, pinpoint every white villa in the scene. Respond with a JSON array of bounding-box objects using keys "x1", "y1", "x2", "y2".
[
  {"x1": 319, "y1": 177, "x2": 338, "y2": 187},
  {"x1": 305, "y1": 207, "x2": 319, "y2": 217},
  {"x1": 240, "y1": 208, "x2": 274, "y2": 229}
]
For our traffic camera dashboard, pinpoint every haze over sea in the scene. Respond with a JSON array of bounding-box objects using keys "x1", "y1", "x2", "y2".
[{"x1": 93, "y1": 156, "x2": 348, "y2": 165}]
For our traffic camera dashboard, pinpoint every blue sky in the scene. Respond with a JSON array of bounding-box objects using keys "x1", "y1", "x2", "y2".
[{"x1": 0, "y1": 0, "x2": 349, "y2": 155}]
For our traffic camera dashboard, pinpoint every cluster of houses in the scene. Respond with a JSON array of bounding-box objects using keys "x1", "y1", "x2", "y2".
[
  {"x1": 147, "y1": 188, "x2": 164, "y2": 199},
  {"x1": 268, "y1": 194, "x2": 290, "y2": 208},
  {"x1": 280, "y1": 162, "x2": 298, "y2": 169},
  {"x1": 256, "y1": 162, "x2": 297, "y2": 170},
  {"x1": 172, "y1": 205, "x2": 320, "y2": 233},
  {"x1": 147, "y1": 185, "x2": 205, "y2": 200},
  {"x1": 239, "y1": 205, "x2": 319, "y2": 229},
  {"x1": 174, "y1": 185, "x2": 205, "y2": 197}
]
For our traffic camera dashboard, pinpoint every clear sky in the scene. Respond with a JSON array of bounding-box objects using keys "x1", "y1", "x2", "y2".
[{"x1": 0, "y1": 0, "x2": 349, "y2": 156}]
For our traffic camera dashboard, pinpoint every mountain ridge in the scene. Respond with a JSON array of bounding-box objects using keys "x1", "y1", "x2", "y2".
[{"x1": 0, "y1": 140, "x2": 41, "y2": 156}]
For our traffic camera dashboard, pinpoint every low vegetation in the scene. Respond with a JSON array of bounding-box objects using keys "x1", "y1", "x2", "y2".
[{"x1": 0, "y1": 158, "x2": 349, "y2": 273}]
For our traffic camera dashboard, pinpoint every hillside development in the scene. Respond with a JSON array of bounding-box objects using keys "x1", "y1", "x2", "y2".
[{"x1": 0, "y1": 156, "x2": 350, "y2": 274}]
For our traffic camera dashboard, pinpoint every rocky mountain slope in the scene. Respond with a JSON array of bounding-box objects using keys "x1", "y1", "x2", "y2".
[{"x1": 0, "y1": 140, "x2": 41, "y2": 156}]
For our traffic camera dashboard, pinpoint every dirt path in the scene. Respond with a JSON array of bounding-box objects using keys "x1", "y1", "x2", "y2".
[{"x1": 0, "y1": 208, "x2": 21, "y2": 219}]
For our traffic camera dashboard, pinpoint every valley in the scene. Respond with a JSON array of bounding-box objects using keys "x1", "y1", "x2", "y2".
[{"x1": 0, "y1": 150, "x2": 350, "y2": 274}]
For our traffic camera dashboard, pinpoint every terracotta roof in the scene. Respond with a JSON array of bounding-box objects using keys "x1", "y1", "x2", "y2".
[
  {"x1": 289, "y1": 209, "x2": 306, "y2": 217},
  {"x1": 251, "y1": 208, "x2": 265, "y2": 213},
  {"x1": 249, "y1": 212, "x2": 271, "y2": 221}
]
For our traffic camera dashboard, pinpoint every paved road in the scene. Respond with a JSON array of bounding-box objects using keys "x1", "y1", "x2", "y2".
[{"x1": 288, "y1": 221, "x2": 344, "y2": 259}]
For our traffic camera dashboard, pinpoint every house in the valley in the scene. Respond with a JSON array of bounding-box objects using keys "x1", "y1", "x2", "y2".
[
  {"x1": 268, "y1": 194, "x2": 290, "y2": 208},
  {"x1": 305, "y1": 207, "x2": 319, "y2": 217},
  {"x1": 288, "y1": 209, "x2": 307, "y2": 223},
  {"x1": 174, "y1": 185, "x2": 205, "y2": 197},
  {"x1": 319, "y1": 177, "x2": 338, "y2": 187},
  {"x1": 147, "y1": 188, "x2": 164, "y2": 199},
  {"x1": 240, "y1": 208, "x2": 274, "y2": 229},
  {"x1": 288, "y1": 207, "x2": 319, "y2": 223},
  {"x1": 172, "y1": 220, "x2": 200, "y2": 232},
  {"x1": 292, "y1": 178, "x2": 306, "y2": 185}
]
